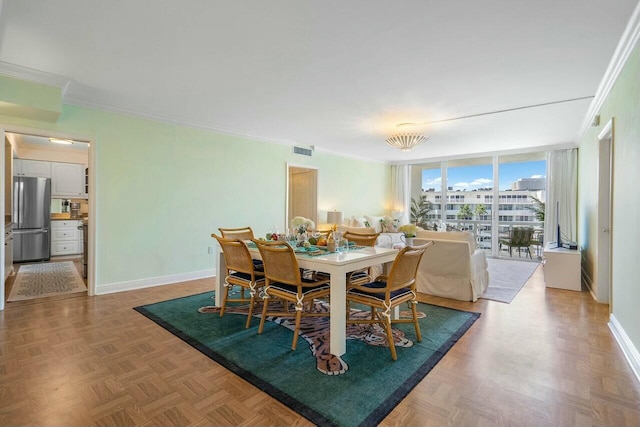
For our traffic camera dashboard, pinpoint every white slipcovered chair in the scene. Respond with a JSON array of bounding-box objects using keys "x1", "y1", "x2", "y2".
[{"x1": 412, "y1": 230, "x2": 489, "y2": 302}]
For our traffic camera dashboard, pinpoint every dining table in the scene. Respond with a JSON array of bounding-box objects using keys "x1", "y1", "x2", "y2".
[{"x1": 215, "y1": 243, "x2": 399, "y2": 356}]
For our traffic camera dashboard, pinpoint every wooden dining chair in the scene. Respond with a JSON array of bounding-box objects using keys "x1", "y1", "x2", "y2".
[
  {"x1": 346, "y1": 242, "x2": 433, "y2": 360},
  {"x1": 252, "y1": 239, "x2": 331, "y2": 351},
  {"x1": 219, "y1": 226, "x2": 256, "y2": 241},
  {"x1": 211, "y1": 234, "x2": 266, "y2": 328},
  {"x1": 343, "y1": 231, "x2": 380, "y2": 287},
  {"x1": 219, "y1": 226, "x2": 263, "y2": 271}
]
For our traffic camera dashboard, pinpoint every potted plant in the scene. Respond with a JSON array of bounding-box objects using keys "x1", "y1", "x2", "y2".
[{"x1": 398, "y1": 224, "x2": 419, "y2": 246}]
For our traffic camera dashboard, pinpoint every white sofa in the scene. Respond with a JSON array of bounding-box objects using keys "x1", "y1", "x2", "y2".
[
  {"x1": 337, "y1": 226, "x2": 404, "y2": 249},
  {"x1": 412, "y1": 230, "x2": 489, "y2": 302}
]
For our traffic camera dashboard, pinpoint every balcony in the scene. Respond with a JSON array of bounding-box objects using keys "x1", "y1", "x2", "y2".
[{"x1": 425, "y1": 219, "x2": 544, "y2": 260}]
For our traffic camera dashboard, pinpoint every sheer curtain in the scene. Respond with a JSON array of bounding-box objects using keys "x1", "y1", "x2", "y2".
[
  {"x1": 390, "y1": 165, "x2": 410, "y2": 224},
  {"x1": 545, "y1": 148, "x2": 578, "y2": 244}
]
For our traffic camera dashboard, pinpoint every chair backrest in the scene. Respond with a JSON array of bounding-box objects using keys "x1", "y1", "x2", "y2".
[
  {"x1": 386, "y1": 242, "x2": 434, "y2": 292},
  {"x1": 253, "y1": 240, "x2": 302, "y2": 286},
  {"x1": 212, "y1": 234, "x2": 255, "y2": 275},
  {"x1": 511, "y1": 227, "x2": 534, "y2": 246},
  {"x1": 343, "y1": 231, "x2": 380, "y2": 247},
  {"x1": 219, "y1": 226, "x2": 255, "y2": 241}
]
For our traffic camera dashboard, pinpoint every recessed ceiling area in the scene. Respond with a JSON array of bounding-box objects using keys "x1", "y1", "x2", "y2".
[{"x1": 0, "y1": 1, "x2": 638, "y2": 162}]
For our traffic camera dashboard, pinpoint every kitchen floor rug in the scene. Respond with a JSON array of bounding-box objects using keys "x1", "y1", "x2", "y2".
[
  {"x1": 134, "y1": 291, "x2": 480, "y2": 427},
  {"x1": 8, "y1": 261, "x2": 87, "y2": 302}
]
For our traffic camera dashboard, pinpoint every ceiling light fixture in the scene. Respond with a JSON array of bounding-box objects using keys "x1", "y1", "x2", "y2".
[
  {"x1": 385, "y1": 133, "x2": 428, "y2": 151},
  {"x1": 48, "y1": 138, "x2": 74, "y2": 145}
]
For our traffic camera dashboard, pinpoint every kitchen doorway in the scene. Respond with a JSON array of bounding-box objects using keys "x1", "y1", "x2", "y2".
[{"x1": 1, "y1": 126, "x2": 95, "y2": 309}]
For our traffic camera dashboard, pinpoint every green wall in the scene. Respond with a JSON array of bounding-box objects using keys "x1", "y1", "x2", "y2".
[
  {"x1": 1, "y1": 87, "x2": 391, "y2": 291},
  {"x1": 578, "y1": 40, "x2": 640, "y2": 357}
]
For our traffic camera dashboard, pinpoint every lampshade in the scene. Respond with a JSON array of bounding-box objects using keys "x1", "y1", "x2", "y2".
[
  {"x1": 327, "y1": 211, "x2": 343, "y2": 227},
  {"x1": 385, "y1": 133, "x2": 428, "y2": 151}
]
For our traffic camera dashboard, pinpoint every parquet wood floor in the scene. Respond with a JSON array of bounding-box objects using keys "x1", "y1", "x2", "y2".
[{"x1": 1, "y1": 264, "x2": 639, "y2": 426}]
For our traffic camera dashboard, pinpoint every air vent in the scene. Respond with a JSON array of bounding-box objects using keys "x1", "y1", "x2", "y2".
[{"x1": 293, "y1": 146, "x2": 313, "y2": 157}]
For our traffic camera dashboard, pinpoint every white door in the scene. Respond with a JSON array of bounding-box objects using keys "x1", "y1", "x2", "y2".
[
  {"x1": 1, "y1": 128, "x2": 5, "y2": 311},
  {"x1": 597, "y1": 119, "x2": 613, "y2": 307}
]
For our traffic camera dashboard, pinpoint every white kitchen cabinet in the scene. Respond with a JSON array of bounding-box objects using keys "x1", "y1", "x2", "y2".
[
  {"x1": 51, "y1": 220, "x2": 82, "y2": 255},
  {"x1": 543, "y1": 243, "x2": 582, "y2": 291},
  {"x1": 51, "y1": 162, "x2": 84, "y2": 197},
  {"x1": 14, "y1": 159, "x2": 51, "y2": 178}
]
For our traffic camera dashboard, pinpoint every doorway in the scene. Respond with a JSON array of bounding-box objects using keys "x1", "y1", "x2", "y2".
[
  {"x1": 597, "y1": 118, "x2": 614, "y2": 307},
  {"x1": 1, "y1": 127, "x2": 95, "y2": 310},
  {"x1": 286, "y1": 164, "x2": 318, "y2": 229}
]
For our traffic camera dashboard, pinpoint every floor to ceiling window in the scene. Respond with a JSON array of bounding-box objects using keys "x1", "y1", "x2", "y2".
[
  {"x1": 497, "y1": 153, "x2": 546, "y2": 259},
  {"x1": 410, "y1": 152, "x2": 546, "y2": 260},
  {"x1": 446, "y1": 157, "x2": 493, "y2": 251}
]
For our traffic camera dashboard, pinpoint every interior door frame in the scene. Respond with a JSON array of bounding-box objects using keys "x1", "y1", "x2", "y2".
[
  {"x1": 597, "y1": 118, "x2": 614, "y2": 309},
  {"x1": 285, "y1": 163, "x2": 318, "y2": 231},
  {"x1": 0, "y1": 124, "x2": 96, "y2": 310}
]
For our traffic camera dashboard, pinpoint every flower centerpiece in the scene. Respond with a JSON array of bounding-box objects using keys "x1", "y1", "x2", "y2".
[
  {"x1": 289, "y1": 216, "x2": 316, "y2": 245},
  {"x1": 398, "y1": 224, "x2": 418, "y2": 238},
  {"x1": 398, "y1": 224, "x2": 418, "y2": 246}
]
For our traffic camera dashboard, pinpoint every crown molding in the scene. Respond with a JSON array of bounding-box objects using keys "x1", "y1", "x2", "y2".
[
  {"x1": 0, "y1": 61, "x2": 71, "y2": 95},
  {"x1": 579, "y1": 2, "x2": 640, "y2": 138},
  {"x1": 63, "y1": 94, "x2": 302, "y2": 144}
]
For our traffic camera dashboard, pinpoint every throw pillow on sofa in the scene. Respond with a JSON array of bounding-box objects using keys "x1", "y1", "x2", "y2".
[
  {"x1": 364, "y1": 215, "x2": 385, "y2": 233},
  {"x1": 380, "y1": 216, "x2": 399, "y2": 233},
  {"x1": 350, "y1": 216, "x2": 369, "y2": 228}
]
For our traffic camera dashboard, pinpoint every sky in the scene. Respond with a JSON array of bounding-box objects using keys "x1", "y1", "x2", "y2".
[{"x1": 422, "y1": 160, "x2": 546, "y2": 191}]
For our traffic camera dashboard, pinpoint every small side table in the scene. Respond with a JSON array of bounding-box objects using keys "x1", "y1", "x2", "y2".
[{"x1": 543, "y1": 243, "x2": 582, "y2": 291}]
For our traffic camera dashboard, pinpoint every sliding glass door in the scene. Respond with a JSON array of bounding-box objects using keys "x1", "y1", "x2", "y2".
[
  {"x1": 497, "y1": 154, "x2": 546, "y2": 259},
  {"x1": 411, "y1": 152, "x2": 546, "y2": 260}
]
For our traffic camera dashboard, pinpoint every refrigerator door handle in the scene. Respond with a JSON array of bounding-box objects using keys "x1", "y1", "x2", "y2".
[{"x1": 13, "y1": 229, "x2": 49, "y2": 235}]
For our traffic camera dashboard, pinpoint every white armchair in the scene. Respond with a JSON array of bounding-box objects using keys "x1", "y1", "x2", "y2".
[{"x1": 413, "y1": 230, "x2": 489, "y2": 302}]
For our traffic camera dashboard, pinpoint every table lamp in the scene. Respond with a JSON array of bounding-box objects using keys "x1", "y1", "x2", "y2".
[{"x1": 327, "y1": 211, "x2": 343, "y2": 232}]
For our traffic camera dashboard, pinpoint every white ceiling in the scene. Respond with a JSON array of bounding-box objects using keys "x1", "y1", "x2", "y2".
[{"x1": 0, "y1": 1, "x2": 637, "y2": 163}]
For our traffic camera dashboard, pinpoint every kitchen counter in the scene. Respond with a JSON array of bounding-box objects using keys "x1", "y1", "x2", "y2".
[{"x1": 51, "y1": 215, "x2": 86, "y2": 221}]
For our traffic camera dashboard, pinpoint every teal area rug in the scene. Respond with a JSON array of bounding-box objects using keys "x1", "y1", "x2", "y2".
[{"x1": 134, "y1": 292, "x2": 480, "y2": 427}]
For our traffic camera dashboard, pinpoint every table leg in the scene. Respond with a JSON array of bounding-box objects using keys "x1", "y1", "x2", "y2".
[
  {"x1": 329, "y1": 270, "x2": 347, "y2": 356},
  {"x1": 215, "y1": 247, "x2": 225, "y2": 307}
]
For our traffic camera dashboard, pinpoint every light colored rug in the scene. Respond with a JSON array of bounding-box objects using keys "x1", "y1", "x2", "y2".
[
  {"x1": 481, "y1": 258, "x2": 540, "y2": 303},
  {"x1": 8, "y1": 261, "x2": 87, "y2": 302}
]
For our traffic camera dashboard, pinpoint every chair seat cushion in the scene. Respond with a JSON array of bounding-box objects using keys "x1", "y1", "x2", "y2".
[
  {"x1": 267, "y1": 280, "x2": 330, "y2": 297},
  {"x1": 347, "y1": 280, "x2": 413, "y2": 302},
  {"x1": 229, "y1": 271, "x2": 265, "y2": 285},
  {"x1": 349, "y1": 270, "x2": 369, "y2": 280},
  {"x1": 253, "y1": 259, "x2": 264, "y2": 271}
]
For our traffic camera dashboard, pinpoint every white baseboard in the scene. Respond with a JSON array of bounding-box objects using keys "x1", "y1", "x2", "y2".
[
  {"x1": 96, "y1": 268, "x2": 215, "y2": 295},
  {"x1": 609, "y1": 314, "x2": 640, "y2": 385}
]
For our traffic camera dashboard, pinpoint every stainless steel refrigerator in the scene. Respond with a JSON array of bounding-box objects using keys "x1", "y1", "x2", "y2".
[{"x1": 13, "y1": 176, "x2": 51, "y2": 262}]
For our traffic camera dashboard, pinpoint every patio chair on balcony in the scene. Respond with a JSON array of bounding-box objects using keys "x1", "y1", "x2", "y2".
[{"x1": 499, "y1": 227, "x2": 534, "y2": 259}]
